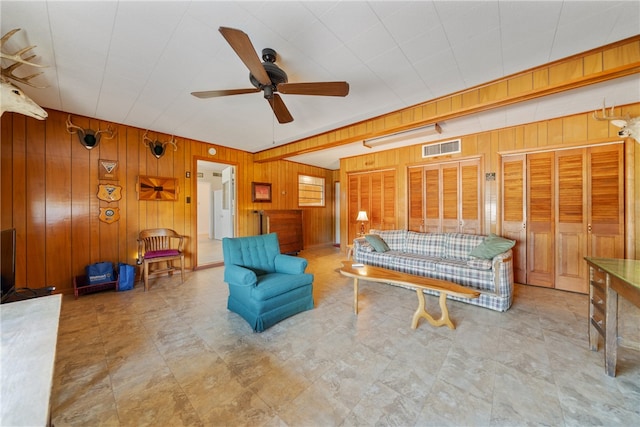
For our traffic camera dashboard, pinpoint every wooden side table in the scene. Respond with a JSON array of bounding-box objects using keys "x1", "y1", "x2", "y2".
[{"x1": 346, "y1": 244, "x2": 354, "y2": 260}]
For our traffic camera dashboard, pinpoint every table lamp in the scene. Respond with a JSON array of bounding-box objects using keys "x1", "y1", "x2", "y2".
[{"x1": 356, "y1": 211, "x2": 369, "y2": 236}]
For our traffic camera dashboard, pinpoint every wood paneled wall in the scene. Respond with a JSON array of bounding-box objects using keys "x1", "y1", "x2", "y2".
[
  {"x1": 0, "y1": 109, "x2": 337, "y2": 294},
  {"x1": 339, "y1": 103, "x2": 640, "y2": 257},
  {"x1": 256, "y1": 35, "x2": 640, "y2": 163}
]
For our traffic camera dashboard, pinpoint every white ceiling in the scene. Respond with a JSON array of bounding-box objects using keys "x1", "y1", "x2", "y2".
[{"x1": 2, "y1": 1, "x2": 639, "y2": 170}]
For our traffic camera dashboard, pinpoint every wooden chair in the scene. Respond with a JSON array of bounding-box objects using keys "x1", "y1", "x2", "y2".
[{"x1": 138, "y1": 228, "x2": 185, "y2": 291}]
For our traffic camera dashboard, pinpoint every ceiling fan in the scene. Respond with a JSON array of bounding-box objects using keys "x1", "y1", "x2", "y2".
[{"x1": 191, "y1": 27, "x2": 350, "y2": 124}]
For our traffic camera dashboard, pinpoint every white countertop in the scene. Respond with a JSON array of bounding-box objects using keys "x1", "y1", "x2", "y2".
[{"x1": 1, "y1": 294, "x2": 62, "y2": 426}]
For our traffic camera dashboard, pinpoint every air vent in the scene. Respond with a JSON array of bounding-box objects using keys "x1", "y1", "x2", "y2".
[
  {"x1": 422, "y1": 139, "x2": 461, "y2": 158},
  {"x1": 212, "y1": 172, "x2": 222, "y2": 177}
]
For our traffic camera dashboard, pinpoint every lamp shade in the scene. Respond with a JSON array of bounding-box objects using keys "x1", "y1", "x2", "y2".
[{"x1": 356, "y1": 211, "x2": 369, "y2": 221}]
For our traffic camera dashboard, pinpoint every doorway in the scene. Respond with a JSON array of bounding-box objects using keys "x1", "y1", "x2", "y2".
[{"x1": 196, "y1": 160, "x2": 236, "y2": 266}]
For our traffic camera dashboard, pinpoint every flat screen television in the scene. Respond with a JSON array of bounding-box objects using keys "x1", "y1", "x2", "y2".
[{"x1": 1, "y1": 228, "x2": 16, "y2": 303}]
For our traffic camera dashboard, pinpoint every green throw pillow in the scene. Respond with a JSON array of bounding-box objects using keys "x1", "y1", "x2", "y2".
[
  {"x1": 365, "y1": 234, "x2": 390, "y2": 252},
  {"x1": 469, "y1": 233, "x2": 515, "y2": 259}
]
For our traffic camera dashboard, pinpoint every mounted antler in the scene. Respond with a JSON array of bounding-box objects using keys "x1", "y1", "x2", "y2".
[
  {"x1": 0, "y1": 28, "x2": 48, "y2": 119},
  {"x1": 142, "y1": 130, "x2": 178, "y2": 159},
  {"x1": 593, "y1": 99, "x2": 639, "y2": 143},
  {"x1": 66, "y1": 115, "x2": 116, "y2": 150}
]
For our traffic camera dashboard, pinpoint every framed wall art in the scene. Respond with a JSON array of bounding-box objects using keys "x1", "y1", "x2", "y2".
[
  {"x1": 252, "y1": 182, "x2": 272, "y2": 203},
  {"x1": 138, "y1": 175, "x2": 178, "y2": 201},
  {"x1": 99, "y1": 159, "x2": 119, "y2": 180}
]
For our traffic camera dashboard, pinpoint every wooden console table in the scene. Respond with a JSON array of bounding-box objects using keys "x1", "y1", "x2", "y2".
[
  {"x1": 585, "y1": 257, "x2": 640, "y2": 377},
  {"x1": 339, "y1": 261, "x2": 479, "y2": 330}
]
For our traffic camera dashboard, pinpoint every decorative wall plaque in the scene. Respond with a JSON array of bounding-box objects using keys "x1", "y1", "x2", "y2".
[
  {"x1": 138, "y1": 175, "x2": 178, "y2": 201},
  {"x1": 99, "y1": 207, "x2": 120, "y2": 224},
  {"x1": 99, "y1": 159, "x2": 119, "y2": 180},
  {"x1": 97, "y1": 184, "x2": 122, "y2": 202}
]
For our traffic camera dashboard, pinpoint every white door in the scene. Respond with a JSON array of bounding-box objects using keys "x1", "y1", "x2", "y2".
[
  {"x1": 219, "y1": 167, "x2": 234, "y2": 239},
  {"x1": 213, "y1": 190, "x2": 224, "y2": 240},
  {"x1": 335, "y1": 181, "x2": 340, "y2": 244},
  {"x1": 197, "y1": 181, "x2": 212, "y2": 238}
]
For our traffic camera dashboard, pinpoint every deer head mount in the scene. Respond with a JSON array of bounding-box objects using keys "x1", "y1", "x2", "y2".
[
  {"x1": 593, "y1": 100, "x2": 640, "y2": 144},
  {"x1": 66, "y1": 115, "x2": 116, "y2": 149},
  {"x1": 142, "y1": 130, "x2": 177, "y2": 159},
  {"x1": 0, "y1": 28, "x2": 48, "y2": 119}
]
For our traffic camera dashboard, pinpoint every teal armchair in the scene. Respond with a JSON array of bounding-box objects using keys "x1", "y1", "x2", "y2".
[{"x1": 222, "y1": 233, "x2": 314, "y2": 332}]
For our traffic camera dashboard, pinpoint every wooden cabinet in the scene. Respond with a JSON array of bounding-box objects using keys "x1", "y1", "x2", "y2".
[
  {"x1": 501, "y1": 143, "x2": 624, "y2": 293},
  {"x1": 347, "y1": 169, "x2": 396, "y2": 242},
  {"x1": 261, "y1": 210, "x2": 303, "y2": 254},
  {"x1": 408, "y1": 158, "x2": 481, "y2": 234}
]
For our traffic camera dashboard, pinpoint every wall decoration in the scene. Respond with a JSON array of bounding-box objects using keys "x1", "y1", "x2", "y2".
[
  {"x1": 252, "y1": 182, "x2": 272, "y2": 203},
  {"x1": 99, "y1": 159, "x2": 119, "y2": 180},
  {"x1": 138, "y1": 175, "x2": 178, "y2": 201},
  {"x1": 99, "y1": 207, "x2": 120, "y2": 224},
  {"x1": 142, "y1": 130, "x2": 177, "y2": 159},
  {"x1": 0, "y1": 28, "x2": 48, "y2": 119},
  {"x1": 97, "y1": 184, "x2": 122, "y2": 202},
  {"x1": 66, "y1": 115, "x2": 116, "y2": 150}
]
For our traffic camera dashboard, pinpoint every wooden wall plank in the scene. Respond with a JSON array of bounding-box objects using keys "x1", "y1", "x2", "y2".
[
  {"x1": 12, "y1": 115, "x2": 27, "y2": 287},
  {"x1": 1, "y1": 114, "x2": 13, "y2": 230},
  {"x1": 45, "y1": 111, "x2": 72, "y2": 289},
  {"x1": 25, "y1": 117, "x2": 46, "y2": 287}
]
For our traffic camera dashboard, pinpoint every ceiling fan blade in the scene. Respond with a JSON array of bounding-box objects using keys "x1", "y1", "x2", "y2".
[
  {"x1": 191, "y1": 88, "x2": 260, "y2": 98},
  {"x1": 219, "y1": 27, "x2": 271, "y2": 86},
  {"x1": 269, "y1": 94, "x2": 293, "y2": 124},
  {"x1": 278, "y1": 82, "x2": 350, "y2": 97}
]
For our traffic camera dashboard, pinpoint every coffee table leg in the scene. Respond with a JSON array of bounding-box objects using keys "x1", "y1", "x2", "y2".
[
  {"x1": 411, "y1": 290, "x2": 455, "y2": 330},
  {"x1": 353, "y1": 277, "x2": 359, "y2": 314}
]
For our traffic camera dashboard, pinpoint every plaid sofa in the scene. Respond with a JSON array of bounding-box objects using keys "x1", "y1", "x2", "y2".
[{"x1": 352, "y1": 230, "x2": 514, "y2": 312}]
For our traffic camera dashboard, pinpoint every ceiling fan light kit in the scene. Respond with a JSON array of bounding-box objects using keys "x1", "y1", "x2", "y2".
[
  {"x1": 191, "y1": 27, "x2": 349, "y2": 124},
  {"x1": 363, "y1": 123, "x2": 442, "y2": 148}
]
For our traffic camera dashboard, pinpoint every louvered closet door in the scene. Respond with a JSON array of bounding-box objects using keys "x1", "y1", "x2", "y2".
[
  {"x1": 381, "y1": 170, "x2": 397, "y2": 230},
  {"x1": 348, "y1": 174, "x2": 360, "y2": 242},
  {"x1": 555, "y1": 148, "x2": 587, "y2": 293},
  {"x1": 408, "y1": 167, "x2": 424, "y2": 231},
  {"x1": 423, "y1": 165, "x2": 441, "y2": 233},
  {"x1": 370, "y1": 173, "x2": 383, "y2": 230},
  {"x1": 502, "y1": 155, "x2": 527, "y2": 284},
  {"x1": 527, "y1": 152, "x2": 555, "y2": 288},
  {"x1": 459, "y1": 159, "x2": 481, "y2": 234},
  {"x1": 588, "y1": 144, "x2": 624, "y2": 259},
  {"x1": 441, "y1": 163, "x2": 460, "y2": 233}
]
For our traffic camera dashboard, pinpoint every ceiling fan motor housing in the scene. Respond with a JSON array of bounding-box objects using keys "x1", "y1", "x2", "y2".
[{"x1": 249, "y1": 48, "x2": 288, "y2": 98}]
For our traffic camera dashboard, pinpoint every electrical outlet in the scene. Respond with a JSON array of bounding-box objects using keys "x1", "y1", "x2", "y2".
[
  {"x1": 186, "y1": 196, "x2": 191, "y2": 203},
  {"x1": 186, "y1": 171, "x2": 191, "y2": 178}
]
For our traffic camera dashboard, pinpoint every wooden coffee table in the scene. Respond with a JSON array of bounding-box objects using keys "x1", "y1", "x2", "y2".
[{"x1": 339, "y1": 261, "x2": 480, "y2": 330}]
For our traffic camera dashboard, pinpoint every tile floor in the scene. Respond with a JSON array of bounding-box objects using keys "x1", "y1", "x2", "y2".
[
  {"x1": 197, "y1": 234, "x2": 223, "y2": 265},
  {"x1": 51, "y1": 245, "x2": 640, "y2": 426}
]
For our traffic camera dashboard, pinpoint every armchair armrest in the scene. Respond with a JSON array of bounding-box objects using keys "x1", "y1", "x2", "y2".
[
  {"x1": 274, "y1": 254, "x2": 307, "y2": 274},
  {"x1": 224, "y1": 264, "x2": 257, "y2": 286}
]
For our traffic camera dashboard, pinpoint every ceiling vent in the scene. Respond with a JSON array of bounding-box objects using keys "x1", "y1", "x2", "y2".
[{"x1": 422, "y1": 139, "x2": 461, "y2": 158}]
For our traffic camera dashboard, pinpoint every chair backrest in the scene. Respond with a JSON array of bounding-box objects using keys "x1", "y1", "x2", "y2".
[
  {"x1": 139, "y1": 228, "x2": 184, "y2": 254},
  {"x1": 222, "y1": 233, "x2": 281, "y2": 274}
]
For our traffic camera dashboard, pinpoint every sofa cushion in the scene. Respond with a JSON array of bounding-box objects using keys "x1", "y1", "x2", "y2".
[
  {"x1": 469, "y1": 233, "x2": 515, "y2": 259},
  {"x1": 365, "y1": 234, "x2": 390, "y2": 252},
  {"x1": 444, "y1": 233, "x2": 486, "y2": 261},
  {"x1": 467, "y1": 258, "x2": 493, "y2": 270},
  {"x1": 369, "y1": 229, "x2": 407, "y2": 251},
  {"x1": 406, "y1": 231, "x2": 446, "y2": 257}
]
